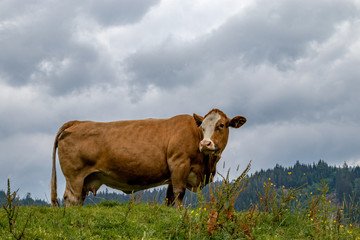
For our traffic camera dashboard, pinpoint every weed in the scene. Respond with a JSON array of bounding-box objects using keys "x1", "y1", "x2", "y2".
[
  {"x1": 257, "y1": 176, "x2": 306, "y2": 223},
  {"x1": 1, "y1": 179, "x2": 32, "y2": 240},
  {"x1": 342, "y1": 192, "x2": 360, "y2": 226},
  {"x1": 192, "y1": 161, "x2": 257, "y2": 238}
]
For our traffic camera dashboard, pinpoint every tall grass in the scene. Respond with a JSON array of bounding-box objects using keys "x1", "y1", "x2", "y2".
[{"x1": 1, "y1": 164, "x2": 360, "y2": 239}]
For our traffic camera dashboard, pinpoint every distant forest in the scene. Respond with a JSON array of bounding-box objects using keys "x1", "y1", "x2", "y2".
[{"x1": 1, "y1": 160, "x2": 360, "y2": 211}]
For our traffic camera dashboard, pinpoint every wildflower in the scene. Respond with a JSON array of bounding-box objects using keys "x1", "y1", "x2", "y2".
[
  {"x1": 350, "y1": 224, "x2": 353, "y2": 227},
  {"x1": 288, "y1": 172, "x2": 292, "y2": 175},
  {"x1": 304, "y1": 173, "x2": 306, "y2": 175},
  {"x1": 191, "y1": 210, "x2": 194, "y2": 214},
  {"x1": 329, "y1": 200, "x2": 331, "y2": 203},
  {"x1": 334, "y1": 220, "x2": 337, "y2": 223},
  {"x1": 340, "y1": 225, "x2": 344, "y2": 228},
  {"x1": 282, "y1": 185, "x2": 285, "y2": 188},
  {"x1": 310, "y1": 192, "x2": 313, "y2": 195},
  {"x1": 196, "y1": 213, "x2": 199, "y2": 216},
  {"x1": 204, "y1": 208, "x2": 206, "y2": 211},
  {"x1": 269, "y1": 178, "x2": 271, "y2": 181},
  {"x1": 199, "y1": 208, "x2": 201, "y2": 211},
  {"x1": 311, "y1": 218, "x2": 313, "y2": 221}
]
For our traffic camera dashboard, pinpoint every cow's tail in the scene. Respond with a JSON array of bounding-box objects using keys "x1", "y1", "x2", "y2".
[{"x1": 51, "y1": 121, "x2": 79, "y2": 207}]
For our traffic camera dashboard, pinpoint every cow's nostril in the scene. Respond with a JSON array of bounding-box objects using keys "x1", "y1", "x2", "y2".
[{"x1": 201, "y1": 140, "x2": 212, "y2": 147}]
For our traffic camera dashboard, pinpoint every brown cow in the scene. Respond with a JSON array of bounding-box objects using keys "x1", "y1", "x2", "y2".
[{"x1": 51, "y1": 109, "x2": 246, "y2": 207}]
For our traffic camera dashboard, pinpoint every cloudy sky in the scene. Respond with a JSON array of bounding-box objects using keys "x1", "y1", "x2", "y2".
[{"x1": 1, "y1": 0, "x2": 360, "y2": 200}]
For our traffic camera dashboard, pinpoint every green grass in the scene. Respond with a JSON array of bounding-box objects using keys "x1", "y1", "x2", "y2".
[
  {"x1": 2, "y1": 163, "x2": 360, "y2": 239},
  {"x1": 1, "y1": 202, "x2": 360, "y2": 239}
]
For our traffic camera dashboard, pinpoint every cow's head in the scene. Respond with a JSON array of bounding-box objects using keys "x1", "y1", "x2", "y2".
[
  {"x1": 190, "y1": 109, "x2": 246, "y2": 188},
  {"x1": 193, "y1": 109, "x2": 246, "y2": 157}
]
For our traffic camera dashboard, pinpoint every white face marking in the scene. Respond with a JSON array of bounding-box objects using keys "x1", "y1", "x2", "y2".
[{"x1": 200, "y1": 112, "x2": 221, "y2": 142}]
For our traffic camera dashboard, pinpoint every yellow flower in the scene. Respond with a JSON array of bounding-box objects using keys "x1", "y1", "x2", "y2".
[
  {"x1": 204, "y1": 208, "x2": 206, "y2": 211},
  {"x1": 340, "y1": 225, "x2": 344, "y2": 228},
  {"x1": 196, "y1": 213, "x2": 199, "y2": 216},
  {"x1": 310, "y1": 192, "x2": 313, "y2": 195},
  {"x1": 191, "y1": 210, "x2": 194, "y2": 214},
  {"x1": 304, "y1": 173, "x2": 306, "y2": 175},
  {"x1": 282, "y1": 185, "x2": 285, "y2": 188},
  {"x1": 268, "y1": 178, "x2": 271, "y2": 181},
  {"x1": 288, "y1": 172, "x2": 292, "y2": 175},
  {"x1": 334, "y1": 220, "x2": 337, "y2": 223},
  {"x1": 311, "y1": 218, "x2": 313, "y2": 221}
]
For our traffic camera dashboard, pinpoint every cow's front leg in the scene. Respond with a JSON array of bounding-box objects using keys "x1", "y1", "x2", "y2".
[
  {"x1": 168, "y1": 158, "x2": 190, "y2": 207},
  {"x1": 165, "y1": 183, "x2": 175, "y2": 206}
]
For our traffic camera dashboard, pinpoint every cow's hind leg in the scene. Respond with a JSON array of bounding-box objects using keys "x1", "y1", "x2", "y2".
[{"x1": 63, "y1": 178, "x2": 86, "y2": 206}]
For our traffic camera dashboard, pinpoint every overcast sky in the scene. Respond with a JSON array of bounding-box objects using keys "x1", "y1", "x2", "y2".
[{"x1": 1, "y1": 0, "x2": 360, "y2": 200}]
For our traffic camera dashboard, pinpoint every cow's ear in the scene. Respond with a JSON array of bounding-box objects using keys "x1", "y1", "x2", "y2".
[
  {"x1": 229, "y1": 116, "x2": 246, "y2": 128},
  {"x1": 193, "y1": 113, "x2": 204, "y2": 127}
]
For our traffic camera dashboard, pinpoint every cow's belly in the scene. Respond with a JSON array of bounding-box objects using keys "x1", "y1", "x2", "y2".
[{"x1": 84, "y1": 171, "x2": 171, "y2": 195}]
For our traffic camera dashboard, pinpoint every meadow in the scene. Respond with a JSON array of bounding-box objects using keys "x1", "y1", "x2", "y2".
[{"x1": 1, "y1": 162, "x2": 360, "y2": 239}]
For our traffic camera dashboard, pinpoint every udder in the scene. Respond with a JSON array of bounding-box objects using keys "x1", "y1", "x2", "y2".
[{"x1": 186, "y1": 171, "x2": 202, "y2": 192}]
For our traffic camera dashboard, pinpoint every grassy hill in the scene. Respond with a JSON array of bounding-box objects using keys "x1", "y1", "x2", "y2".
[{"x1": 1, "y1": 201, "x2": 359, "y2": 239}]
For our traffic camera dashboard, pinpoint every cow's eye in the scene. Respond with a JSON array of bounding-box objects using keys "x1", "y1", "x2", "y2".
[{"x1": 217, "y1": 123, "x2": 225, "y2": 130}]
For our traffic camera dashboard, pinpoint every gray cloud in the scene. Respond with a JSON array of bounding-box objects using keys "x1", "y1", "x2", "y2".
[
  {"x1": 0, "y1": 0, "x2": 159, "y2": 95},
  {"x1": 124, "y1": 0, "x2": 359, "y2": 98},
  {"x1": 205, "y1": 0, "x2": 358, "y2": 68},
  {"x1": 86, "y1": 0, "x2": 160, "y2": 26},
  {"x1": 1, "y1": 0, "x2": 360, "y2": 199}
]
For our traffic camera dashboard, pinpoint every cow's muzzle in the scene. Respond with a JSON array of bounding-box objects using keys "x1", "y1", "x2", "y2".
[{"x1": 199, "y1": 139, "x2": 217, "y2": 154}]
